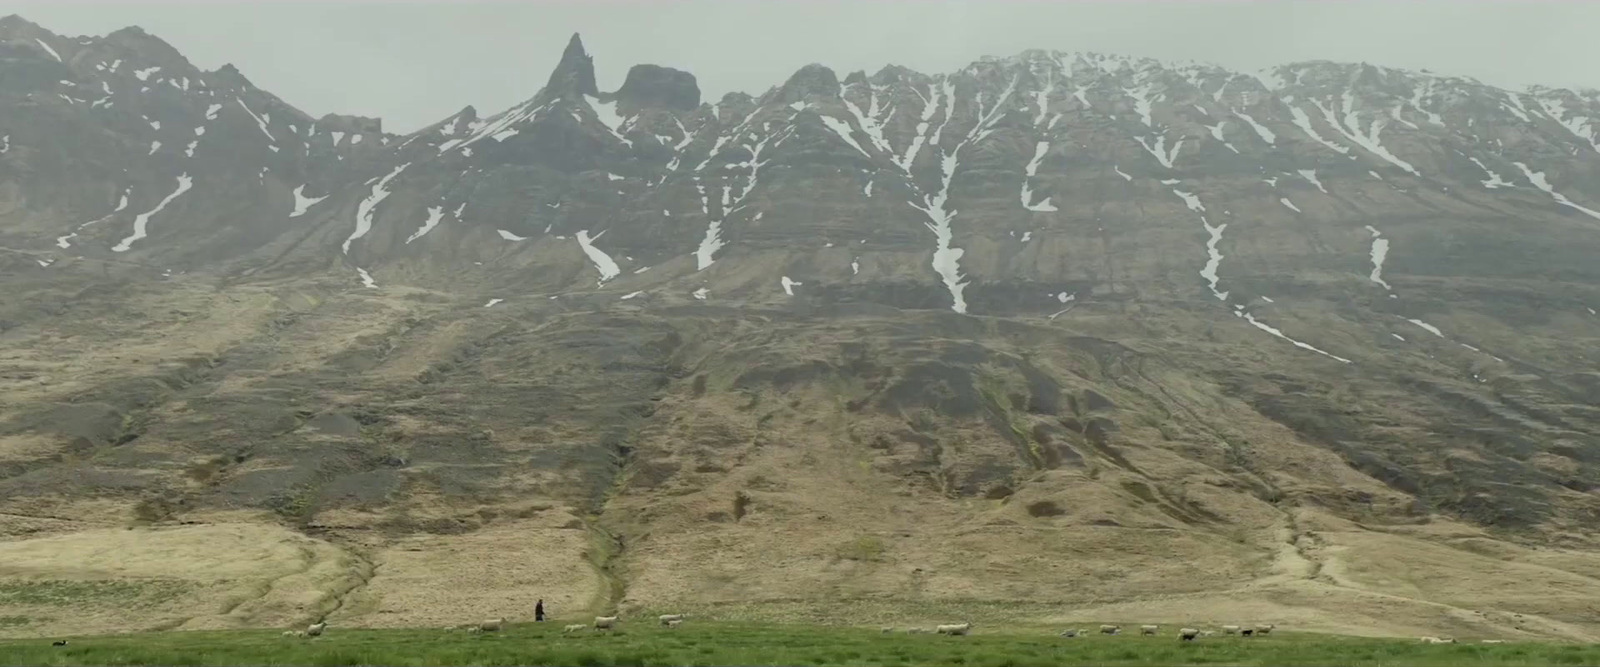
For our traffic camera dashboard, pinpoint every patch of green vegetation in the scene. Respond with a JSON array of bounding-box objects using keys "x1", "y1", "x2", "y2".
[
  {"x1": 835, "y1": 536, "x2": 887, "y2": 562},
  {"x1": 0, "y1": 579, "x2": 189, "y2": 607},
  {"x1": 0, "y1": 622, "x2": 1590, "y2": 666}
]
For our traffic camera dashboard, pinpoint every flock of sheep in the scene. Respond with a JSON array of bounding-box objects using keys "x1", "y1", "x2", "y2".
[
  {"x1": 881, "y1": 623, "x2": 1274, "y2": 641},
  {"x1": 278, "y1": 617, "x2": 1507, "y2": 645},
  {"x1": 280, "y1": 614, "x2": 688, "y2": 640}
]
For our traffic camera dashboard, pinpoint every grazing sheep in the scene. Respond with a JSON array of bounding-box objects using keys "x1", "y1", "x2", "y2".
[
  {"x1": 52, "y1": 640, "x2": 69, "y2": 647},
  {"x1": 935, "y1": 622, "x2": 972, "y2": 636},
  {"x1": 906, "y1": 628, "x2": 927, "y2": 634},
  {"x1": 466, "y1": 626, "x2": 483, "y2": 635},
  {"x1": 659, "y1": 614, "x2": 685, "y2": 626},
  {"x1": 1481, "y1": 639, "x2": 1504, "y2": 644},
  {"x1": 281, "y1": 631, "x2": 296, "y2": 637},
  {"x1": 1140, "y1": 624, "x2": 1159, "y2": 636},
  {"x1": 305, "y1": 622, "x2": 326, "y2": 637},
  {"x1": 1179, "y1": 628, "x2": 1200, "y2": 641},
  {"x1": 594, "y1": 615, "x2": 619, "y2": 630},
  {"x1": 881, "y1": 627, "x2": 895, "y2": 634},
  {"x1": 479, "y1": 618, "x2": 505, "y2": 633},
  {"x1": 563, "y1": 624, "x2": 588, "y2": 634},
  {"x1": 1059, "y1": 628, "x2": 1079, "y2": 638},
  {"x1": 1420, "y1": 636, "x2": 1456, "y2": 644},
  {"x1": 1241, "y1": 629, "x2": 1254, "y2": 637},
  {"x1": 1254, "y1": 623, "x2": 1275, "y2": 635},
  {"x1": 443, "y1": 625, "x2": 458, "y2": 633},
  {"x1": 1221, "y1": 625, "x2": 1241, "y2": 635},
  {"x1": 666, "y1": 619, "x2": 683, "y2": 628},
  {"x1": 1099, "y1": 624, "x2": 1121, "y2": 635},
  {"x1": 1200, "y1": 630, "x2": 1217, "y2": 637}
]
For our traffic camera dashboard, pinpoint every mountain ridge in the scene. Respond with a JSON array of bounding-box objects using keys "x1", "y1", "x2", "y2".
[{"x1": 2, "y1": 16, "x2": 1600, "y2": 642}]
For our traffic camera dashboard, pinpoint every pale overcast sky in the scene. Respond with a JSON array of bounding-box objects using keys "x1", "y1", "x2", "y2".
[{"x1": 4, "y1": 1, "x2": 1595, "y2": 133}]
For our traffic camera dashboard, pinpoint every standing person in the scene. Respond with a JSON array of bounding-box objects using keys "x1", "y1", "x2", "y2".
[{"x1": 535, "y1": 599, "x2": 545, "y2": 622}]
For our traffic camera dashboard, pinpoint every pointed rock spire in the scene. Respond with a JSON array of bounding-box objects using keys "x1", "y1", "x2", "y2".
[{"x1": 544, "y1": 32, "x2": 599, "y2": 99}]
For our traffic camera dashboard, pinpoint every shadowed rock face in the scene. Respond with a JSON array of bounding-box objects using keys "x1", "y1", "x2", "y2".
[
  {"x1": 3, "y1": 18, "x2": 1600, "y2": 639},
  {"x1": 615, "y1": 64, "x2": 700, "y2": 112}
]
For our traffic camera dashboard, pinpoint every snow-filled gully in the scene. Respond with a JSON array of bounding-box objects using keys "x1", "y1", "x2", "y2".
[
  {"x1": 289, "y1": 185, "x2": 326, "y2": 218},
  {"x1": 342, "y1": 163, "x2": 410, "y2": 254},
  {"x1": 909, "y1": 75, "x2": 1019, "y2": 314},
  {"x1": 576, "y1": 229, "x2": 621, "y2": 286},
  {"x1": 1364, "y1": 225, "x2": 1392, "y2": 290},
  {"x1": 1512, "y1": 161, "x2": 1600, "y2": 221},
  {"x1": 111, "y1": 175, "x2": 193, "y2": 252},
  {"x1": 1313, "y1": 95, "x2": 1419, "y2": 175}
]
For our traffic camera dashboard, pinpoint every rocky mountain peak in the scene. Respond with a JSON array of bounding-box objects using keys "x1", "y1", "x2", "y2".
[
  {"x1": 208, "y1": 62, "x2": 255, "y2": 91},
  {"x1": 542, "y1": 32, "x2": 599, "y2": 100},
  {"x1": 777, "y1": 63, "x2": 840, "y2": 104},
  {"x1": 614, "y1": 64, "x2": 699, "y2": 112}
]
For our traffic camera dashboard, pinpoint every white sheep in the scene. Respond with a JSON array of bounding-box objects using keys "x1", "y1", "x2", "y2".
[
  {"x1": 562, "y1": 624, "x2": 588, "y2": 634},
  {"x1": 1254, "y1": 623, "x2": 1275, "y2": 635},
  {"x1": 1099, "y1": 624, "x2": 1121, "y2": 635},
  {"x1": 1420, "y1": 636, "x2": 1457, "y2": 644},
  {"x1": 1481, "y1": 639, "x2": 1504, "y2": 644},
  {"x1": 443, "y1": 625, "x2": 459, "y2": 633},
  {"x1": 881, "y1": 627, "x2": 895, "y2": 634},
  {"x1": 479, "y1": 617, "x2": 505, "y2": 632},
  {"x1": 305, "y1": 622, "x2": 326, "y2": 637},
  {"x1": 1179, "y1": 628, "x2": 1200, "y2": 641},
  {"x1": 594, "y1": 615, "x2": 619, "y2": 630},
  {"x1": 659, "y1": 614, "x2": 685, "y2": 626},
  {"x1": 1200, "y1": 630, "x2": 1217, "y2": 637},
  {"x1": 1140, "y1": 624, "x2": 1159, "y2": 636},
  {"x1": 906, "y1": 628, "x2": 928, "y2": 634},
  {"x1": 466, "y1": 626, "x2": 483, "y2": 635},
  {"x1": 935, "y1": 622, "x2": 972, "y2": 636},
  {"x1": 666, "y1": 619, "x2": 683, "y2": 628},
  {"x1": 1059, "y1": 628, "x2": 1079, "y2": 638},
  {"x1": 281, "y1": 630, "x2": 296, "y2": 637},
  {"x1": 1222, "y1": 625, "x2": 1241, "y2": 635}
]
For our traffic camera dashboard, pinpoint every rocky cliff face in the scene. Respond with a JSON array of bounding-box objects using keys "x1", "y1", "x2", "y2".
[{"x1": 3, "y1": 18, "x2": 1600, "y2": 640}]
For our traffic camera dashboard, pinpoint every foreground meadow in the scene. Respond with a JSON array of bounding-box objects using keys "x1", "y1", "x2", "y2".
[{"x1": 2, "y1": 621, "x2": 1598, "y2": 666}]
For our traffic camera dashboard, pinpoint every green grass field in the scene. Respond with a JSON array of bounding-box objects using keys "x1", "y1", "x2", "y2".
[{"x1": 2, "y1": 622, "x2": 1597, "y2": 666}]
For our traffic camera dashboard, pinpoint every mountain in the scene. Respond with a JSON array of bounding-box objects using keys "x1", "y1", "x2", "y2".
[{"x1": 3, "y1": 16, "x2": 1600, "y2": 641}]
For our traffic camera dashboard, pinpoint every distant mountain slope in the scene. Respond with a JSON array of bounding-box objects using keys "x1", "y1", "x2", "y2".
[{"x1": 2, "y1": 15, "x2": 1600, "y2": 641}]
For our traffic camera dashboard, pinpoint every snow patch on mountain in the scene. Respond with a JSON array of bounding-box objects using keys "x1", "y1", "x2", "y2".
[
  {"x1": 1297, "y1": 169, "x2": 1327, "y2": 193},
  {"x1": 343, "y1": 163, "x2": 410, "y2": 254},
  {"x1": 576, "y1": 229, "x2": 621, "y2": 285},
  {"x1": 35, "y1": 38, "x2": 61, "y2": 62},
  {"x1": 1407, "y1": 318, "x2": 1444, "y2": 337},
  {"x1": 911, "y1": 75, "x2": 1018, "y2": 314},
  {"x1": 112, "y1": 174, "x2": 194, "y2": 252},
  {"x1": 406, "y1": 206, "x2": 445, "y2": 243},
  {"x1": 357, "y1": 267, "x2": 377, "y2": 288},
  {"x1": 781, "y1": 276, "x2": 802, "y2": 296},
  {"x1": 1365, "y1": 225, "x2": 1392, "y2": 290},
  {"x1": 695, "y1": 220, "x2": 725, "y2": 270},
  {"x1": 289, "y1": 185, "x2": 326, "y2": 218},
  {"x1": 1288, "y1": 104, "x2": 1352, "y2": 156},
  {"x1": 1314, "y1": 96, "x2": 1419, "y2": 175},
  {"x1": 1200, "y1": 220, "x2": 1228, "y2": 301},
  {"x1": 585, "y1": 95, "x2": 633, "y2": 147},
  {"x1": 1021, "y1": 141, "x2": 1057, "y2": 211},
  {"x1": 1135, "y1": 135, "x2": 1183, "y2": 169},
  {"x1": 1241, "y1": 311, "x2": 1352, "y2": 363},
  {"x1": 1513, "y1": 161, "x2": 1600, "y2": 220}
]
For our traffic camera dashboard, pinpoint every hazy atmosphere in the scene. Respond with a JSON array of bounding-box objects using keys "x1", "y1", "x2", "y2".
[
  {"x1": 4, "y1": 0, "x2": 1597, "y2": 133},
  {"x1": 7, "y1": 0, "x2": 1600, "y2": 661}
]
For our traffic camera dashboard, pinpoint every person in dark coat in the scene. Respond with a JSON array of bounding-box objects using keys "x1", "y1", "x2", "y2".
[{"x1": 535, "y1": 599, "x2": 545, "y2": 622}]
